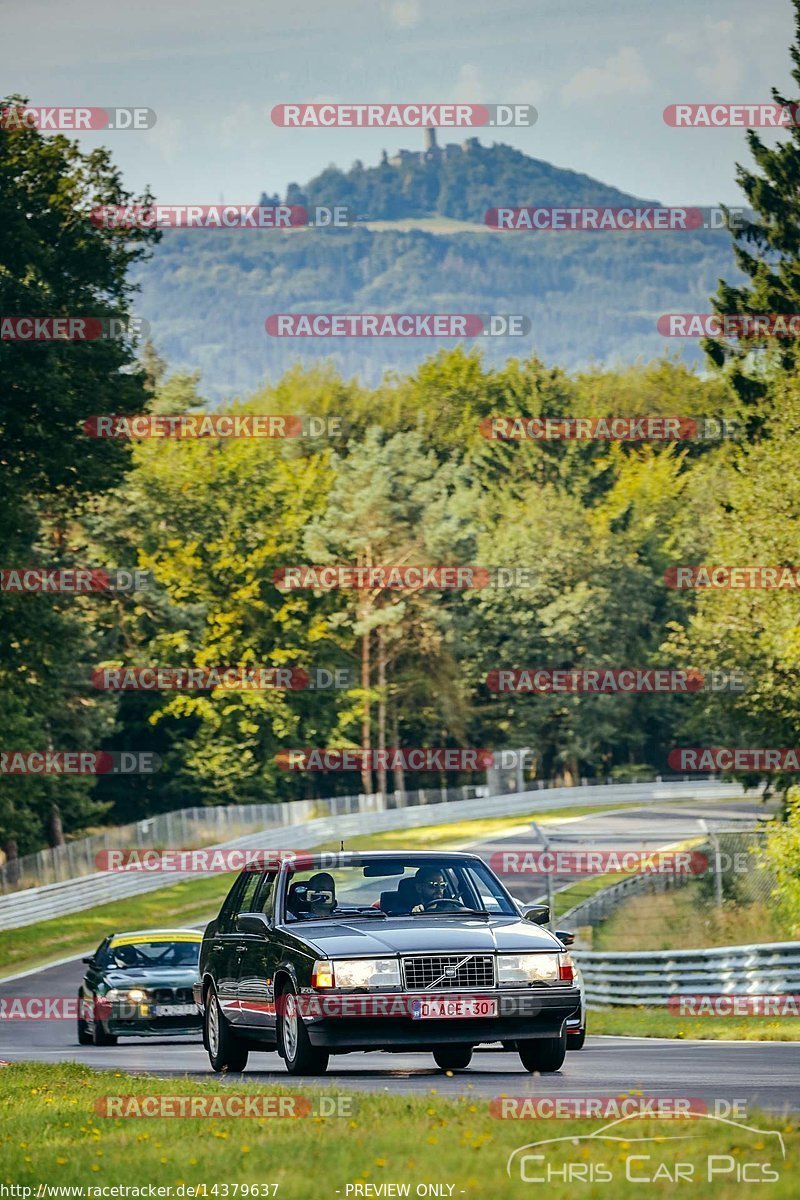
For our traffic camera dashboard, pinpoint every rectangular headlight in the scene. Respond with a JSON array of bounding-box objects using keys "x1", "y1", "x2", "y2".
[
  {"x1": 332, "y1": 958, "x2": 401, "y2": 990},
  {"x1": 497, "y1": 953, "x2": 560, "y2": 986}
]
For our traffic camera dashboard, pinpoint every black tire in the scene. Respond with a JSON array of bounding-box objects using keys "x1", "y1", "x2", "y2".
[
  {"x1": 567, "y1": 1026, "x2": 586, "y2": 1051},
  {"x1": 277, "y1": 982, "x2": 329, "y2": 1076},
  {"x1": 518, "y1": 1033, "x2": 567, "y2": 1073},
  {"x1": 204, "y1": 986, "x2": 249, "y2": 1073},
  {"x1": 77, "y1": 997, "x2": 93, "y2": 1045},
  {"x1": 93, "y1": 1021, "x2": 118, "y2": 1046},
  {"x1": 432, "y1": 1045, "x2": 473, "y2": 1071}
]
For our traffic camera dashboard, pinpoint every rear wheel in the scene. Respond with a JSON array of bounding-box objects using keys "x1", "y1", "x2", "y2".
[
  {"x1": 432, "y1": 1045, "x2": 473, "y2": 1071},
  {"x1": 205, "y1": 986, "x2": 248, "y2": 1073},
  {"x1": 277, "y1": 983, "x2": 329, "y2": 1076},
  {"x1": 518, "y1": 1033, "x2": 567, "y2": 1073}
]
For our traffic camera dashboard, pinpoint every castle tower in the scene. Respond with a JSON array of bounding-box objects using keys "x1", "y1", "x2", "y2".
[{"x1": 423, "y1": 127, "x2": 438, "y2": 155}]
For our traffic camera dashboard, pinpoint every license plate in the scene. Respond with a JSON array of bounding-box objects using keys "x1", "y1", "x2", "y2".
[
  {"x1": 411, "y1": 997, "x2": 498, "y2": 1020},
  {"x1": 152, "y1": 1004, "x2": 199, "y2": 1017}
]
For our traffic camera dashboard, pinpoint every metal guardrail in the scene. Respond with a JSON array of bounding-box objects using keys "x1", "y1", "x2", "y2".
[
  {"x1": 0, "y1": 780, "x2": 744, "y2": 931},
  {"x1": 575, "y1": 941, "x2": 800, "y2": 1006}
]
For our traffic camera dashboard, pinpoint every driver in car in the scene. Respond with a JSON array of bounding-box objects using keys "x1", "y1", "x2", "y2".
[
  {"x1": 304, "y1": 872, "x2": 338, "y2": 917},
  {"x1": 410, "y1": 867, "x2": 450, "y2": 912}
]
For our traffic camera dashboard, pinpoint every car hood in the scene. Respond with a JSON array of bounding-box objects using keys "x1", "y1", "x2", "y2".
[
  {"x1": 102, "y1": 967, "x2": 199, "y2": 988},
  {"x1": 289, "y1": 915, "x2": 563, "y2": 958}
]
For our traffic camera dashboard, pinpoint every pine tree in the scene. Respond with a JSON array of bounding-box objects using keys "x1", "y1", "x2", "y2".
[{"x1": 706, "y1": 0, "x2": 800, "y2": 433}]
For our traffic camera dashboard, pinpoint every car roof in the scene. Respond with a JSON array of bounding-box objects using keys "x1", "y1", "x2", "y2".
[
  {"x1": 107, "y1": 928, "x2": 204, "y2": 941},
  {"x1": 279, "y1": 850, "x2": 483, "y2": 869}
]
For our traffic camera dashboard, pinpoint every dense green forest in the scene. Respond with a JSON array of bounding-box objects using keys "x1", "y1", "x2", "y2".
[{"x1": 3, "y1": 0, "x2": 800, "y2": 865}]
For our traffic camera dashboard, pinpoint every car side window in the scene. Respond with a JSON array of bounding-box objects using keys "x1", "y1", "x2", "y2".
[
  {"x1": 236, "y1": 871, "x2": 263, "y2": 917},
  {"x1": 216, "y1": 873, "x2": 254, "y2": 933},
  {"x1": 253, "y1": 872, "x2": 277, "y2": 917}
]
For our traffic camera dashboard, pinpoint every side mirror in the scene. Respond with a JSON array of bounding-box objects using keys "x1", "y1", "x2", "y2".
[
  {"x1": 236, "y1": 912, "x2": 271, "y2": 936},
  {"x1": 82, "y1": 956, "x2": 95, "y2": 965},
  {"x1": 554, "y1": 929, "x2": 575, "y2": 947},
  {"x1": 522, "y1": 904, "x2": 550, "y2": 926}
]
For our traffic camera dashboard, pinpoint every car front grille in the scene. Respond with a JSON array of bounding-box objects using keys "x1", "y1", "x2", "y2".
[
  {"x1": 402, "y1": 954, "x2": 495, "y2": 990},
  {"x1": 150, "y1": 987, "x2": 195, "y2": 1004}
]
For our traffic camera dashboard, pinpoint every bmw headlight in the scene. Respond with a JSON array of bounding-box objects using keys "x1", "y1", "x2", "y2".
[
  {"x1": 105, "y1": 988, "x2": 147, "y2": 1003},
  {"x1": 327, "y1": 959, "x2": 401, "y2": 989},
  {"x1": 497, "y1": 953, "x2": 560, "y2": 986}
]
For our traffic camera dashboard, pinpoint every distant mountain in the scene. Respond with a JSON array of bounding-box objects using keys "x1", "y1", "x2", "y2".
[
  {"x1": 134, "y1": 139, "x2": 739, "y2": 401},
  {"x1": 274, "y1": 135, "x2": 655, "y2": 223}
]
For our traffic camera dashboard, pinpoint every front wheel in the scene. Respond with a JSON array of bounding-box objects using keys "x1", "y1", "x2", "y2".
[
  {"x1": 205, "y1": 987, "x2": 248, "y2": 1072},
  {"x1": 518, "y1": 1033, "x2": 567, "y2": 1073},
  {"x1": 77, "y1": 997, "x2": 92, "y2": 1045},
  {"x1": 93, "y1": 1021, "x2": 118, "y2": 1046},
  {"x1": 277, "y1": 984, "x2": 329, "y2": 1076},
  {"x1": 432, "y1": 1045, "x2": 473, "y2": 1071}
]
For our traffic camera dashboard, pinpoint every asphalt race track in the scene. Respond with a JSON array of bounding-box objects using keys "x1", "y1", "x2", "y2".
[{"x1": 3, "y1": 799, "x2": 798, "y2": 1114}]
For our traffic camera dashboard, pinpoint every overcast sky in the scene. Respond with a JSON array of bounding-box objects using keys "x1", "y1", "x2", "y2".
[{"x1": 2, "y1": 0, "x2": 795, "y2": 205}]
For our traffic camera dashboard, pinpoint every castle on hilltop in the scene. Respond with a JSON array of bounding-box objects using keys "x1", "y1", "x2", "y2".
[{"x1": 382, "y1": 127, "x2": 480, "y2": 168}]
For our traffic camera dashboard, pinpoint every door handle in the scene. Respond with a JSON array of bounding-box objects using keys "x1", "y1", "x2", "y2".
[
  {"x1": 235, "y1": 944, "x2": 247, "y2": 954},
  {"x1": 211, "y1": 944, "x2": 224, "y2": 952}
]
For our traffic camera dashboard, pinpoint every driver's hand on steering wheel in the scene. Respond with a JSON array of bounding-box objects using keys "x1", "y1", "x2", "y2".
[{"x1": 411, "y1": 904, "x2": 425, "y2": 913}]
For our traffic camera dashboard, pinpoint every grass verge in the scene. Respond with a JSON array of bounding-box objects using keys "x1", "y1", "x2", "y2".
[
  {"x1": 0, "y1": 1063, "x2": 796, "y2": 1198},
  {"x1": 588, "y1": 1005, "x2": 800, "y2": 1041}
]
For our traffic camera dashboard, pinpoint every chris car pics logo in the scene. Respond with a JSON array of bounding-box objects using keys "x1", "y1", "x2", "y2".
[{"x1": 506, "y1": 1112, "x2": 786, "y2": 1184}]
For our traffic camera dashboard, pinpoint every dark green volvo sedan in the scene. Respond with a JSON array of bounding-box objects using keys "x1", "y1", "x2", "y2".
[
  {"x1": 195, "y1": 851, "x2": 581, "y2": 1075},
  {"x1": 78, "y1": 928, "x2": 203, "y2": 1045}
]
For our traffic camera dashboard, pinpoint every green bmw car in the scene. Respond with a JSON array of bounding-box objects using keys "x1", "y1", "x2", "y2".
[{"x1": 77, "y1": 928, "x2": 204, "y2": 1045}]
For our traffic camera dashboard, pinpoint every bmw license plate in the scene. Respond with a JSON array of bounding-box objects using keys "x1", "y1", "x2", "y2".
[
  {"x1": 411, "y1": 997, "x2": 498, "y2": 1019},
  {"x1": 152, "y1": 1003, "x2": 199, "y2": 1017}
]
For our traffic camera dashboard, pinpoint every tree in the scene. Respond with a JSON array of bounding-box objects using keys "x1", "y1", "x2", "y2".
[
  {"x1": 0, "y1": 96, "x2": 159, "y2": 854},
  {"x1": 705, "y1": 1, "x2": 800, "y2": 433}
]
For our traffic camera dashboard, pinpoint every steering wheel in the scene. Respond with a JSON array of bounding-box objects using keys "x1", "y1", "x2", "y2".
[{"x1": 424, "y1": 898, "x2": 466, "y2": 912}]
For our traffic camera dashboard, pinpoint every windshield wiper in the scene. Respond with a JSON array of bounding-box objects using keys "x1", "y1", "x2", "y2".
[{"x1": 411, "y1": 908, "x2": 490, "y2": 918}]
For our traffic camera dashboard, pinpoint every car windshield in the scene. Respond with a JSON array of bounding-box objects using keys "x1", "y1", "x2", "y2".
[
  {"x1": 106, "y1": 939, "x2": 201, "y2": 968},
  {"x1": 283, "y1": 858, "x2": 516, "y2": 921}
]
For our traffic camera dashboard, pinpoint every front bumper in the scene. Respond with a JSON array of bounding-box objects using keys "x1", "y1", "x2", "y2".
[{"x1": 302, "y1": 987, "x2": 581, "y2": 1051}]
